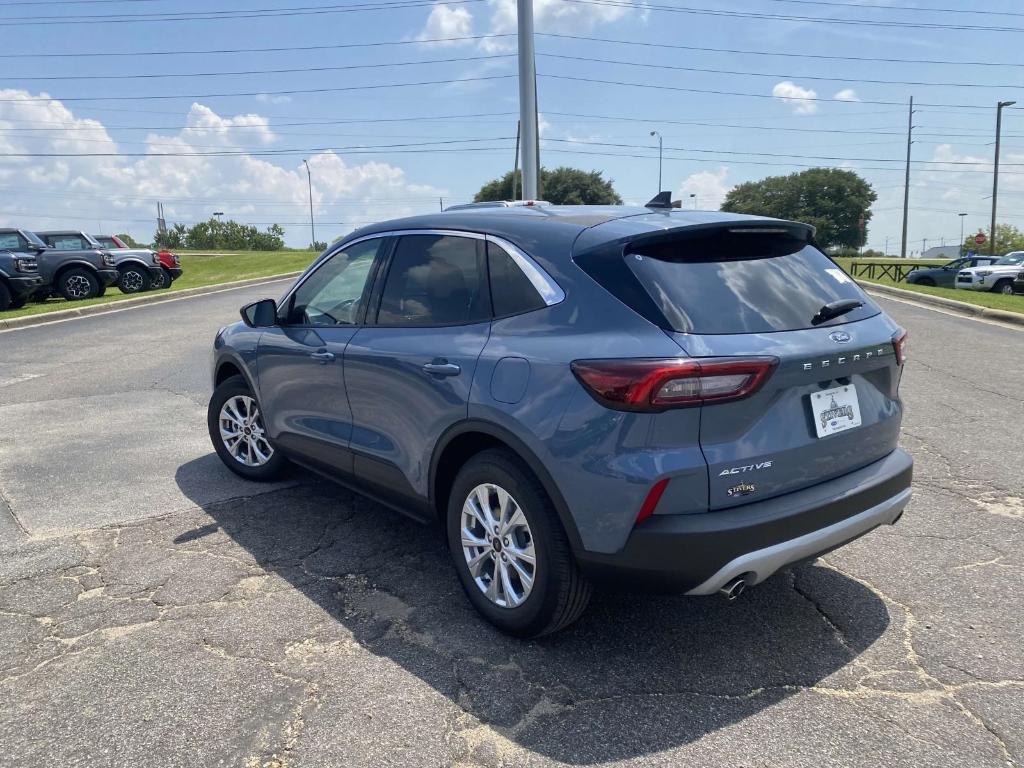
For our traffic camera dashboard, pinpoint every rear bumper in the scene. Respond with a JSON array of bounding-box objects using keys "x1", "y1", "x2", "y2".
[
  {"x1": 575, "y1": 448, "x2": 913, "y2": 593},
  {"x1": 6, "y1": 275, "x2": 45, "y2": 298}
]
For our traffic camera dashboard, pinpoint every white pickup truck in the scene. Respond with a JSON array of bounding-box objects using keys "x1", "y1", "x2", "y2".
[{"x1": 956, "y1": 251, "x2": 1024, "y2": 294}]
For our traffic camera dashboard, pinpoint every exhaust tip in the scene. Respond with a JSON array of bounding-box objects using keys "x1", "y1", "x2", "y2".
[{"x1": 719, "y1": 577, "x2": 747, "y2": 602}]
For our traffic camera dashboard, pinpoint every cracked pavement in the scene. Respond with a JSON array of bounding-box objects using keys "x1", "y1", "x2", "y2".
[{"x1": 0, "y1": 284, "x2": 1021, "y2": 767}]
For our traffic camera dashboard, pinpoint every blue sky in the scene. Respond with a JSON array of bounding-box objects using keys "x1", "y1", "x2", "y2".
[{"x1": 1, "y1": 0, "x2": 1022, "y2": 252}]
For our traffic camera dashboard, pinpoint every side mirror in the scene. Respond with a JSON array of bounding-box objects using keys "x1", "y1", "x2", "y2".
[{"x1": 240, "y1": 298, "x2": 278, "y2": 328}]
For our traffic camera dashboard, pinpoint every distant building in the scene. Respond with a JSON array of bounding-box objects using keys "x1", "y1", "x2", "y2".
[{"x1": 923, "y1": 245, "x2": 961, "y2": 260}]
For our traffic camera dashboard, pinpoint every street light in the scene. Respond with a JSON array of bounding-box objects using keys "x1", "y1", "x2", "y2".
[
  {"x1": 303, "y1": 159, "x2": 316, "y2": 249},
  {"x1": 212, "y1": 211, "x2": 224, "y2": 219},
  {"x1": 689, "y1": 193, "x2": 697, "y2": 210},
  {"x1": 649, "y1": 130, "x2": 663, "y2": 192},
  {"x1": 991, "y1": 100, "x2": 1016, "y2": 255},
  {"x1": 958, "y1": 212, "x2": 967, "y2": 256}
]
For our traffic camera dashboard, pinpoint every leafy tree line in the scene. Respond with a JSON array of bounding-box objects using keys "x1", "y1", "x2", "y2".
[
  {"x1": 961, "y1": 223, "x2": 1024, "y2": 255},
  {"x1": 475, "y1": 167, "x2": 622, "y2": 205},
  {"x1": 154, "y1": 218, "x2": 285, "y2": 251}
]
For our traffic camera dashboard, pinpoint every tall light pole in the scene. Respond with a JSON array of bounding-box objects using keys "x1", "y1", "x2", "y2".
[
  {"x1": 958, "y1": 212, "x2": 967, "y2": 256},
  {"x1": 517, "y1": 0, "x2": 539, "y2": 199},
  {"x1": 990, "y1": 100, "x2": 1015, "y2": 256},
  {"x1": 302, "y1": 159, "x2": 316, "y2": 249},
  {"x1": 649, "y1": 130, "x2": 663, "y2": 192}
]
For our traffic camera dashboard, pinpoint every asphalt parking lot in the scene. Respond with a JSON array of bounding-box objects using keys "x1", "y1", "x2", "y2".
[{"x1": 1, "y1": 283, "x2": 1021, "y2": 768}]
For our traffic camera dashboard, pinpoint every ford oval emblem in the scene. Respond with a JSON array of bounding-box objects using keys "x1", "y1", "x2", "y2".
[{"x1": 829, "y1": 330, "x2": 852, "y2": 344}]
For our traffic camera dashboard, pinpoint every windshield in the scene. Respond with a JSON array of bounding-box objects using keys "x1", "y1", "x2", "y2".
[
  {"x1": 995, "y1": 253, "x2": 1024, "y2": 266},
  {"x1": 21, "y1": 230, "x2": 47, "y2": 248}
]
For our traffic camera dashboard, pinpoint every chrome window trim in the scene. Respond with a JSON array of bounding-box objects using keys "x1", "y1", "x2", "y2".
[
  {"x1": 278, "y1": 228, "x2": 563, "y2": 315},
  {"x1": 485, "y1": 234, "x2": 565, "y2": 307}
]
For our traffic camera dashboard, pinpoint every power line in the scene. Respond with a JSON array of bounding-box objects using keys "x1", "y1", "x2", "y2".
[
  {"x1": 538, "y1": 73, "x2": 1009, "y2": 110},
  {"x1": 559, "y1": 0, "x2": 1024, "y2": 34},
  {"x1": 760, "y1": 0, "x2": 1024, "y2": 19},
  {"x1": 0, "y1": 0, "x2": 485, "y2": 26},
  {"x1": 537, "y1": 52, "x2": 1020, "y2": 90},
  {"x1": 0, "y1": 74, "x2": 515, "y2": 103},
  {"x1": 0, "y1": 33, "x2": 513, "y2": 58},
  {"x1": 2, "y1": 53, "x2": 514, "y2": 82},
  {"x1": 540, "y1": 32, "x2": 1024, "y2": 69}
]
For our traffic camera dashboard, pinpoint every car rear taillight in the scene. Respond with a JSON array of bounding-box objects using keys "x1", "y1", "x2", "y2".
[
  {"x1": 892, "y1": 328, "x2": 908, "y2": 365},
  {"x1": 570, "y1": 357, "x2": 778, "y2": 412}
]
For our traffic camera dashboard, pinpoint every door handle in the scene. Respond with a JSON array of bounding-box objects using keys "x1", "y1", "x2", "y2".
[
  {"x1": 422, "y1": 360, "x2": 461, "y2": 377},
  {"x1": 310, "y1": 350, "x2": 335, "y2": 364}
]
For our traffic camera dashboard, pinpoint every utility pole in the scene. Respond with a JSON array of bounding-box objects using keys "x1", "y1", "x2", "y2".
[
  {"x1": 649, "y1": 130, "x2": 663, "y2": 192},
  {"x1": 690, "y1": 193, "x2": 697, "y2": 209},
  {"x1": 517, "y1": 0, "x2": 539, "y2": 199},
  {"x1": 513, "y1": 119, "x2": 521, "y2": 200},
  {"x1": 959, "y1": 212, "x2": 967, "y2": 255},
  {"x1": 884, "y1": 236, "x2": 889, "y2": 256},
  {"x1": 990, "y1": 100, "x2": 1016, "y2": 255},
  {"x1": 900, "y1": 96, "x2": 914, "y2": 259},
  {"x1": 303, "y1": 159, "x2": 316, "y2": 248}
]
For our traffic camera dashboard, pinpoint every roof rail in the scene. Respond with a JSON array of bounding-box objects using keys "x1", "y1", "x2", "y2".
[{"x1": 444, "y1": 200, "x2": 550, "y2": 212}]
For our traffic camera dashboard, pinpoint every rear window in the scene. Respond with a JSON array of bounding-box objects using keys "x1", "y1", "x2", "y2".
[{"x1": 625, "y1": 238, "x2": 878, "y2": 334}]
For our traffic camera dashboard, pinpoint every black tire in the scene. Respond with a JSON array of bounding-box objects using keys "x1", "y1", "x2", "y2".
[
  {"x1": 117, "y1": 265, "x2": 151, "y2": 294},
  {"x1": 993, "y1": 279, "x2": 1014, "y2": 295},
  {"x1": 446, "y1": 448, "x2": 591, "y2": 638},
  {"x1": 915, "y1": 277, "x2": 935, "y2": 287},
  {"x1": 10, "y1": 295, "x2": 27, "y2": 309},
  {"x1": 57, "y1": 268, "x2": 100, "y2": 301},
  {"x1": 150, "y1": 267, "x2": 171, "y2": 290},
  {"x1": 207, "y1": 374, "x2": 288, "y2": 481},
  {"x1": 0, "y1": 281, "x2": 11, "y2": 311},
  {"x1": 96, "y1": 284, "x2": 106, "y2": 297}
]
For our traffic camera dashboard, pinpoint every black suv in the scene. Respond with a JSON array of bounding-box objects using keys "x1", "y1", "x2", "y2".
[
  {"x1": 37, "y1": 230, "x2": 163, "y2": 294},
  {"x1": 0, "y1": 228, "x2": 120, "y2": 301},
  {"x1": 0, "y1": 231, "x2": 45, "y2": 310}
]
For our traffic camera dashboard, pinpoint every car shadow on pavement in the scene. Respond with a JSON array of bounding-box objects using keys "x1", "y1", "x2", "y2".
[{"x1": 175, "y1": 455, "x2": 890, "y2": 764}]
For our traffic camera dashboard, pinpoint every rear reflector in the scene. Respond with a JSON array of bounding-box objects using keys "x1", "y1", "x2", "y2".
[
  {"x1": 570, "y1": 357, "x2": 778, "y2": 412},
  {"x1": 636, "y1": 478, "x2": 669, "y2": 525}
]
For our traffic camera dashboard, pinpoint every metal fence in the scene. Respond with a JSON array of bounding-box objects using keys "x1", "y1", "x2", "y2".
[{"x1": 849, "y1": 261, "x2": 929, "y2": 282}]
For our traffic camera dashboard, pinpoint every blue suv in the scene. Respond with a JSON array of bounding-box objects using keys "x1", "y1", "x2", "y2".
[{"x1": 208, "y1": 204, "x2": 912, "y2": 637}]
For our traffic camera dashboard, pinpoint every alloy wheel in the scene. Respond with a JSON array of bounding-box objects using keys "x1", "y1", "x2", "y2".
[
  {"x1": 461, "y1": 483, "x2": 536, "y2": 608},
  {"x1": 65, "y1": 275, "x2": 92, "y2": 299},
  {"x1": 121, "y1": 270, "x2": 144, "y2": 292},
  {"x1": 218, "y1": 395, "x2": 274, "y2": 467}
]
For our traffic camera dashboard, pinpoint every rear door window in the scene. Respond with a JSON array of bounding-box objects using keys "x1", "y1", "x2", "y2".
[
  {"x1": 625, "y1": 239, "x2": 878, "y2": 334},
  {"x1": 375, "y1": 234, "x2": 489, "y2": 326}
]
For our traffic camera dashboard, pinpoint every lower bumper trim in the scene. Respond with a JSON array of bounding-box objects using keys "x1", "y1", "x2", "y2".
[{"x1": 685, "y1": 487, "x2": 911, "y2": 595}]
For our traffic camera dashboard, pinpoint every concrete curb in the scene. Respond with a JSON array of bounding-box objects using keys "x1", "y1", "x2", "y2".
[
  {"x1": 864, "y1": 281, "x2": 1024, "y2": 328},
  {"x1": 0, "y1": 272, "x2": 301, "y2": 332}
]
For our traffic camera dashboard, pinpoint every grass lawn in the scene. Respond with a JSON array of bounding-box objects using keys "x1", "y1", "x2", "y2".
[
  {"x1": 4, "y1": 250, "x2": 318, "y2": 320},
  {"x1": 832, "y1": 256, "x2": 1024, "y2": 315}
]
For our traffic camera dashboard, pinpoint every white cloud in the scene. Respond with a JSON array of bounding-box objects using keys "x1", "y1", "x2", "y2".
[
  {"x1": 833, "y1": 88, "x2": 860, "y2": 102},
  {"x1": 772, "y1": 81, "x2": 819, "y2": 115},
  {"x1": 677, "y1": 167, "x2": 730, "y2": 211},
  {"x1": 0, "y1": 90, "x2": 445, "y2": 246},
  {"x1": 416, "y1": 3, "x2": 474, "y2": 43},
  {"x1": 479, "y1": 0, "x2": 642, "y2": 52},
  {"x1": 255, "y1": 93, "x2": 292, "y2": 105}
]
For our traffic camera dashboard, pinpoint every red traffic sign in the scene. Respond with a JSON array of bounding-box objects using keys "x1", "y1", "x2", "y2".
[{"x1": 974, "y1": 233, "x2": 987, "y2": 245}]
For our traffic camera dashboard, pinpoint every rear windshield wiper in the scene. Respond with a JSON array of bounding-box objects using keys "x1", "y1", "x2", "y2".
[{"x1": 812, "y1": 298, "x2": 863, "y2": 326}]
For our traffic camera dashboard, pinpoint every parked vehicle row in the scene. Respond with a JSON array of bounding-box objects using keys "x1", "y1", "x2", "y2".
[
  {"x1": 954, "y1": 251, "x2": 1024, "y2": 295},
  {"x1": 0, "y1": 227, "x2": 182, "y2": 310}
]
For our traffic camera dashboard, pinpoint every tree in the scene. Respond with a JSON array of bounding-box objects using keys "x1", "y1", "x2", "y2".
[
  {"x1": 721, "y1": 168, "x2": 877, "y2": 249},
  {"x1": 961, "y1": 223, "x2": 1024, "y2": 255},
  {"x1": 154, "y1": 218, "x2": 285, "y2": 251},
  {"x1": 474, "y1": 166, "x2": 622, "y2": 205},
  {"x1": 115, "y1": 233, "x2": 141, "y2": 248}
]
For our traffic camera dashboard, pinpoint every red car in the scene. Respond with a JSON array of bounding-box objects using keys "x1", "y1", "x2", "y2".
[{"x1": 94, "y1": 235, "x2": 182, "y2": 289}]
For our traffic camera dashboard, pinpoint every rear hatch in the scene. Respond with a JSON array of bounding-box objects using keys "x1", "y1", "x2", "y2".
[{"x1": 577, "y1": 220, "x2": 905, "y2": 510}]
